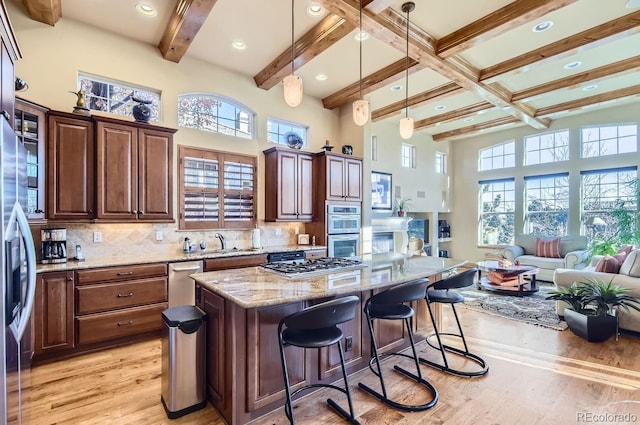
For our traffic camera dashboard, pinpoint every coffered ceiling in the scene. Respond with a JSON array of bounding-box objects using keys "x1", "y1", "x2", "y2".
[{"x1": 14, "y1": 0, "x2": 640, "y2": 140}]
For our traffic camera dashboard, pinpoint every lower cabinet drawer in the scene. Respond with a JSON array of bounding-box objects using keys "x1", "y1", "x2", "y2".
[
  {"x1": 76, "y1": 277, "x2": 168, "y2": 315},
  {"x1": 76, "y1": 303, "x2": 166, "y2": 346}
]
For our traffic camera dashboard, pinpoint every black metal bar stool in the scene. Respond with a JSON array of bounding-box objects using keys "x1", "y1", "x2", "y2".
[
  {"x1": 278, "y1": 296, "x2": 361, "y2": 425},
  {"x1": 358, "y1": 278, "x2": 438, "y2": 411},
  {"x1": 421, "y1": 268, "x2": 489, "y2": 377}
]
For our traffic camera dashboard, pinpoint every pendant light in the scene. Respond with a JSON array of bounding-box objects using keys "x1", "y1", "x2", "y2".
[
  {"x1": 352, "y1": 0, "x2": 369, "y2": 126},
  {"x1": 283, "y1": 0, "x2": 303, "y2": 107},
  {"x1": 399, "y1": 2, "x2": 415, "y2": 139}
]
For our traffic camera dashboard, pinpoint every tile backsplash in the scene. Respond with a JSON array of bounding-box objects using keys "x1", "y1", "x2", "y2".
[{"x1": 30, "y1": 221, "x2": 308, "y2": 261}]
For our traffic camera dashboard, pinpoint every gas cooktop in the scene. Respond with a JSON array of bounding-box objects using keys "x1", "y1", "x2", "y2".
[{"x1": 260, "y1": 257, "x2": 365, "y2": 278}]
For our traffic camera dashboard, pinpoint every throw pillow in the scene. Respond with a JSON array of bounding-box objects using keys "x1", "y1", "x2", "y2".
[
  {"x1": 535, "y1": 237, "x2": 561, "y2": 258},
  {"x1": 617, "y1": 245, "x2": 634, "y2": 256},
  {"x1": 619, "y1": 249, "x2": 640, "y2": 277},
  {"x1": 595, "y1": 255, "x2": 622, "y2": 273}
]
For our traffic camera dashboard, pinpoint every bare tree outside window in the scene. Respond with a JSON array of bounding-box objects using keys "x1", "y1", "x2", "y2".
[{"x1": 479, "y1": 179, "x2": 515, "y2": 245}]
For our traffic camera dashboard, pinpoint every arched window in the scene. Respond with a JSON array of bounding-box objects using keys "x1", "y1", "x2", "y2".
[{"x1": 178, "y1": 93, "x2": 255, "y2": 139}]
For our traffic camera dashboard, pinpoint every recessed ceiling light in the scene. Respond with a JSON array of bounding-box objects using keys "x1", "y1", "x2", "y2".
[
  {"x1": 354, "y1": 30, "x2": 369, "y2": 42},
  {"x1": 564, "y1": 61, "x2": 582, "y2": 70},
  {"x1": 136, "y1": 3, "x2": 157, "y2": 16},
  {"x1": 532, "y1": 20, "x2": 553, "y2": 33},
  {"x1": 582, "y1": 84, "x2": 598, "y2": 91},
  {"x1": 390, "y1": 85, "x2": 402, "y2": 92},
  {"x1": 307, "y1": 4, "x2": 324, "y2": 16},
  {"x1": 463, "y1": 117, "x2": 474, "y2": 122},
  {"x1": 434, "y1": 105, "x2": 446, "y2": 111},
  {"x1": 315, "y1": 73, "x2": 328, "y2": 81},
  {"x1": 232, "y1": 40, "x2": 247, "y2": 50}
]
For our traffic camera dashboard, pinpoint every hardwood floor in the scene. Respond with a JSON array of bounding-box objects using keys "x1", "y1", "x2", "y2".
[{"x1": 23, "y1": 308, "x2": 640, "y2": 425}]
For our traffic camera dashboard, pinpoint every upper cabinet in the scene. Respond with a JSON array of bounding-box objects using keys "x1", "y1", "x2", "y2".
[
  {"x1": 314, "y1": 152, "x2": 362, "y2": 202},
  {"x1": 47, "y1": 111, "x2": 95, "y2": 220},
  {"x1": 0, "y1": 2, "x2": 20, "y2": 127},
  {"x1": 95, "y1": 117, "x2": 174, "y2": 221},
  {"x1": 263, "y1": 147, "x2": 313, "y2": 222},
  {"x1": 15, "y1": 98, "x2": 48, "y2": 221}
]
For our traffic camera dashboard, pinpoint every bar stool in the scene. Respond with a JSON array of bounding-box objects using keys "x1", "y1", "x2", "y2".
[
  {"x1": 358, "y1": 279, "x2": 438, "y2": 411},
  {"x1": 421, "y1": 268, "x2": 489, "y2": 377},
  {"x1": 278, "y1": 296, "x2": 360, "y2": 425}
]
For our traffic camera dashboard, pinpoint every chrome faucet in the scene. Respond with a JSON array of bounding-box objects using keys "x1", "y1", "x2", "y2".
[{"x1": 214, "y1": 233, "x2": 225, "y2": 250}]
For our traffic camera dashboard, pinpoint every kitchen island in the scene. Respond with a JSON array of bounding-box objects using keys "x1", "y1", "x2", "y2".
[{"x1": 191, "y1": 254, "x2": 466, "y2": 425}]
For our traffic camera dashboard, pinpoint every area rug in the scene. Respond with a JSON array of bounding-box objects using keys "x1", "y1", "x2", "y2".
[{"x1": 458, "y1": 283, "x2": 568, "y2": 331}]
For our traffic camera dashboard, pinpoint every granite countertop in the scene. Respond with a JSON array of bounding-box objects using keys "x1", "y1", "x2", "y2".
[
  {"x1": 191, "y1": 255, "x2": 467, "y2": 309},
  {"x1": 36, "y1": 245, "x2": 327, "y2": 273}
]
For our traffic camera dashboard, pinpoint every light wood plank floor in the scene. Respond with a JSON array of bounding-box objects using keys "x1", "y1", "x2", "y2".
[{"x1": 23, "y1": 308, "x2": 640, "y2": 425}]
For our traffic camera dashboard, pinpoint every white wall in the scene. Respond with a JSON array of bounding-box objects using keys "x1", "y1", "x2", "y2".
[{"x1": 450, "y1": 102, "x2": 640, "y2": 263}]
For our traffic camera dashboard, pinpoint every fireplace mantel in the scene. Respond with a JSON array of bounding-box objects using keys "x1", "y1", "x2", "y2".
[{"x1": 371, "y1": 217, "x2": 413, "y2": 254}]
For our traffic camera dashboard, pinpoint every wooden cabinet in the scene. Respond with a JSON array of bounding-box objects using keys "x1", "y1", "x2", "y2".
[
  {"x1": 0, "y1": 2, "x2": 19, "y2": 128},
  {"x1": 314, "y1": 152, "x2": 362, "y2": 202},
  {"x1": 95, "y1": 118, "x2": 174, "y2": 221},
  {"x1": 263, "y1": 147, "x2": 313, "y2": 222},
  {"x1": 33, "y1": 271, "x2": 75, "y2": 356},
  {"x1": 15, "y1": 98, "x2": 48, "y2": 221},
  {"x1": 75, "y1": 263, "x2": 168, "y2": 346},
  {"x1": 204, "y1": 253, "x2": 268, "y2": 272},
  {"x1": 47, "y1": 111, "x2": 95, "y2": 220}
]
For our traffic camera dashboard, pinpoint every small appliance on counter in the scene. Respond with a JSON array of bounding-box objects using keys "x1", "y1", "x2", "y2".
[{"x1": 41, "y1": 227, "x2": 67, "y2": 264}]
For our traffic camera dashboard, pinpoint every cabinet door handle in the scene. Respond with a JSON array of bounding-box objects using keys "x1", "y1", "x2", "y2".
[
  {"x1": 117, "y1": 292, "x2": 134, "y2": 298},
  {"x1": 116, "y1": 271, "x2": 134, "y2": 276},
  {"x1": 66, "y1": 277, "x2": 74, "y2": 282},
  {"x1": 139, "y1": 210, "x2": 144, "y2": 215},
  {"x1": 117, "y1": 320, "x2": 134, "y2": 326}
]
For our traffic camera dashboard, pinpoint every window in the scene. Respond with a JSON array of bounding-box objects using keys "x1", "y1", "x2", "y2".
[
  {"x1": 435, "y1": 152, "x2": 447, "y2": 174},
  {"x1": 524, "y1": 130, "x2": 569, "y2": 165},
  {"x1": 178, "y1": 94, "x2": 254, "y2": 139},
  {"x1": 178, "y1": 145, "x2": 256, "y2": 230},
  {"x1": 581, "y1": 167, "x2": 638, "y2": 243},
  {"x1": 78, "y1": 72, "x2": 161, "y2": 121},
  {"x1": 524, "y1": 173, "x2": 569, "y2": 236},
  {"x1": 401, "y1": 143, "x2": 416, "y2": 168},
  {"x1": 479, "y1": 178, "x2": 515, "y2": 245},
  {"x1": 478, "y1": 141, "x2": 515, "y2": 171},
  {"x1": 581, "y1": 124, "x2": 637, "y2": 158},
  {"x1": 267, "y1": 118, "x2": 307, "y2": 147}
]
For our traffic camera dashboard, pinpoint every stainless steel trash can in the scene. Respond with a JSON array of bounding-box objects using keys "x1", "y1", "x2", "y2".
[{"x1": 161, "y1": 305, "x2": 207, "y2": 419}]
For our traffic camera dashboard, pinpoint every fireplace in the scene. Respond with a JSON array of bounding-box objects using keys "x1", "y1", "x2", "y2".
[{"x1": 371, "y1": 217, "x2": 412, "y2": 255}]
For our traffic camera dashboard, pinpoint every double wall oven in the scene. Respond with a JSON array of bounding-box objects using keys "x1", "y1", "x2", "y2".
[{"x1": 326, "y1": 204, "x2": 361, "y2": 259}]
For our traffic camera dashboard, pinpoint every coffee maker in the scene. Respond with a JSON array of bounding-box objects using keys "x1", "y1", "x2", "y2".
[{"x1": 41, "y1": 227, "x2": 67, "y2": 264}]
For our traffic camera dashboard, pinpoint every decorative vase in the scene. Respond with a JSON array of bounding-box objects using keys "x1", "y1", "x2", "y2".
[
  {"x1": 564, "y1": 308, "x2": 617, "y2": 342},
  {"x1": 132, "y1": 97, "x2": 152, "y2": 123},
  {"x1": 397, "y1": 211, "x2": 405, "y2": 217}
]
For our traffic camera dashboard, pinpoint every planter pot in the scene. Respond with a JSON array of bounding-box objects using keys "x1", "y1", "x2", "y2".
[
  {"x1": 564, "y1": 308, "x2": 617, "y2": 342},
  {"x1": 397, "y1": 211, "x2": 405, "y2": 217}
]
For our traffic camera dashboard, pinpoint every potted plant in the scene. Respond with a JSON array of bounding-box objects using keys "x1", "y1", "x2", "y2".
[
  {"x1": 393, "y1": 197, "x2": 411, "y2": 217},
  {"x1": 547, "y1": 279, "x2": 640, "y2": 342}
]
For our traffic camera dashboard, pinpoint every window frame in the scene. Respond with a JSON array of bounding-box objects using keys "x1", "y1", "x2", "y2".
[
  {"x1": 523, "y1": 130, "x2": 569, "y2": 166},
  {"x1": 524, "y1": 173, "x2": 570, "y2": 237},
  {"x1": 478, "y1": 178, "x2": 516, "y2": 246},
  {"x1": 178, "y1": 145, "x2": 257, "y2": 230},
  {"x1": 78, "y1": 72, "x2": 161, "y2": 122},
  {"x1": 401, "y1": 143, "x2": 416, "y2": 168},
  {"x1": 478, "y1": 140, "x2": 515, "y2": 171},
  {"x1": 267, "y1": 117, "x2": 308, "y2": 147},
  {"x1": 177, "y1": 93, "x2": 256, "y2": 139},
  {"x1": 435, "y1": 152, "x2": 447, "y2": 174},
  {"x1": 581, "y1": 124, "x2": 638, "y2": 158}
]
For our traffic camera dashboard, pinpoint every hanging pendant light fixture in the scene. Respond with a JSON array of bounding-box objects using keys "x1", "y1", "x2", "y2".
[
  {"x1": 399, "y1": 2, "x2": 415, "y2": 139},
  {"x1": 283, "y1": 0, "x2": 303, "y2": 107},
  {"x1": 352, "y1": 0, "x2": 369, "y2": 126}
]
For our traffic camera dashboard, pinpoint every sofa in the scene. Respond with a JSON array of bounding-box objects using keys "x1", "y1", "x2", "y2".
[
  {"x1": 553, "y1": 250, "x2": 640, "y2": 333},
  {"x1": 502, "y1": 234, "x2": 590, "y2": 282}
]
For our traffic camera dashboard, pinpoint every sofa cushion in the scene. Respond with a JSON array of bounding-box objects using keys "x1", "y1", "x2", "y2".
[
  {"x1": 535, "y1": 237, "x2": 561, "y2": 258},
  {"x1": 618, "y1": 245, "x2": 635, "y2": 256},
  {"x1": 595, "y1": 255, "x2": 622, "y2": 273},
  {"x1": 620, "y1": 249, "x2": 640, "y2": 277},
  {"x1": 513, "y1": 234, "x2": 588, "y2": 256}
]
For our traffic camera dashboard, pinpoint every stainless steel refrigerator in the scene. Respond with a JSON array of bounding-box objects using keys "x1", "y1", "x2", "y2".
[{"x1": 1, "y1": 115, "x2": 37, "y2": 424}]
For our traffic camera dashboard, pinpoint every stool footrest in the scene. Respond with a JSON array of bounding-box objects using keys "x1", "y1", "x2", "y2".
[
  {"x1": 421, "y1": 334, "x2": 489, "y2": 377},
  {"x1": 358, "y1": 364, "x2": 438, "y2": 412},
  {"x1": 327, "y1": 398, "x2": 361, "y2": 425}
]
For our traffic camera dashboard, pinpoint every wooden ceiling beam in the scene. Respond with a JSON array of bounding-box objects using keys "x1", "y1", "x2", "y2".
[
  {"x1": 414, "y1": 102, "x2": 494, "y2": 130},
  {"x1": 535, "y1": 84, "x2": 640, "y2": 117},
  {"x1": 512, "y1": 56, "x2": 640, "y2": 102},
  {"x1": 158, "y1": 0, "x2": 219, "y2": 63},
  {"x1": 437, "y1": 0, "x2": 577, "y2": 58},
  {"x1": 254, "y1": 15, "x2": 354, "y2": 90},
  {"x1": 317, "y1": 0, "x2": 549, "y2": 130},
  {"x1": 21, "y1": 0, "x2": 61, "y2": 26},
  {"x1": 371, "y1": 82, "x2": 463, "y2": 122},
  {"x1": 364, "y1": 0, "x2": 395, "y2": 14},
  {"x1": 432, "y1": 116, "x2": 522, "y2": 142},
  {"x1": 480, "y1": 11, "x2": 640, "y2": 82},
  {"x1": 323, "y1": 58, "x2": 423, "y2": 110}
]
